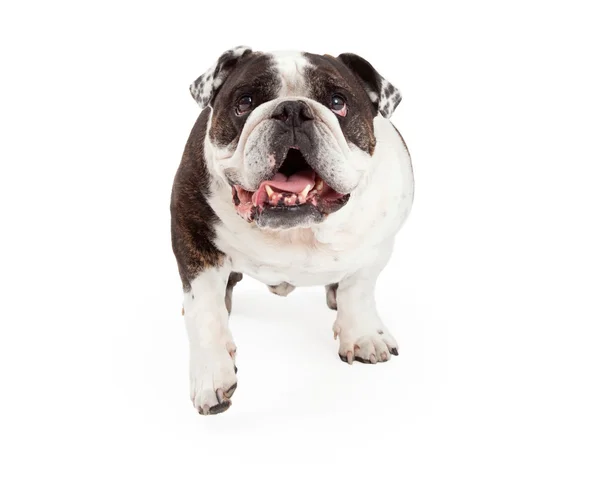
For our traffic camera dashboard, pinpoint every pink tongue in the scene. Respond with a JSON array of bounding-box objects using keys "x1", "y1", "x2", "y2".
[
  {"x1": 265, "y1": 171, "x2": 316, "y2": 193},
  {"x1": 252, "y1": 171, "x2": 316, "y2": 205}
]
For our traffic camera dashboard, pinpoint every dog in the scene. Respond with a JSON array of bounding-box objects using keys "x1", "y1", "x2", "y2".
[{"x1": 171, "y1": 46, "x2": 414, "y2": 415}]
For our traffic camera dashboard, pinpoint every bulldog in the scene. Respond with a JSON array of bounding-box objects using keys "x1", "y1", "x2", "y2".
[{"x1": 171, "y1": 46, "x2": 414, "y2": 415}]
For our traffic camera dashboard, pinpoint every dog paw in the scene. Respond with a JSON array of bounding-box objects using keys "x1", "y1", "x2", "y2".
[
  {"x1": 189, "y1": 343, "x2": 238, "y2": 415},
  {"x1": 333, "y1": 320, "x2": 398, "y2": 364}
]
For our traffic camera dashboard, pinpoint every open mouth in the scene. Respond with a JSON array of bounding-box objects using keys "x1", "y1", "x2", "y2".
[{"x1": 231, "y1": 148, "x2": 350, "y2": 226}]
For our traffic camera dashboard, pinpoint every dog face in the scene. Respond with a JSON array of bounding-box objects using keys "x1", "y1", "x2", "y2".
[{"x1": 190, "y1": 46, "x2": 402, "y2": 230}]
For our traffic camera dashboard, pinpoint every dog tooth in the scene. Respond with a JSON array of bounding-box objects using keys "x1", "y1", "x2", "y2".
[
  {"x1": 265, "y1": 185, "x2": 274, "y2": 197},
  {"x1": 316, "y1": 178, "x2": 324, "y2": 191},
  {"x1": 298, "y1": 184, "x2": 312, "y2": 203}
]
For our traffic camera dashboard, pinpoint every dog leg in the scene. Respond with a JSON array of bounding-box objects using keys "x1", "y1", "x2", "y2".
[
  {"x1": 325, "y1": 283, "x2": 338, "y2": 310},
  {"x1": 333, "y1": 244, "x2": 398, "y2": 364},
  {"x1": 184, "y1": 265, "x2": 238, "y2": 415},
  {"x1": 225, "y1": 272, "x2": 243, "y2": 314}
]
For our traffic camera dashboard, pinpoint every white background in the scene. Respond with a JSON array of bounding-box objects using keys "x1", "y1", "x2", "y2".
[{"x1": 1, "y1": 0, "x2": 599, "y2": 477}]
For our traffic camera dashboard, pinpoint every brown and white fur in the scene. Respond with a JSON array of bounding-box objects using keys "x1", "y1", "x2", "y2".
[{"x1": 171, "y1": 47, "x2": 413, "y2": 415}]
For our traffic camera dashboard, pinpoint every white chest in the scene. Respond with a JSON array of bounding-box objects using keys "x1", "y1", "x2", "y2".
[
  {"x1": 210, "y1": 117, "x2": 414, "y2": 287},
  {"x1": 214, "y1": 217, "x2": 385, "y2": 286}
]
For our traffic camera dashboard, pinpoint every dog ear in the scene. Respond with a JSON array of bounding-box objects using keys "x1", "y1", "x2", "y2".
[
  {"x1": 337, "y1": 53, "x2": 401, "y2": 119},
  {"x1": 190, "y1": 46, "x2": 253, "y2": 109}
]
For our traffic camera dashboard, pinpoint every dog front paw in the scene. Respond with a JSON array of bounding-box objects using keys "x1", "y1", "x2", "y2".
[
  {"x1": 189, "y1": 343, "x2": 238, "y2": 415},
  {"x1": 333, "y1": 318, "x2": 398, "y2": 365}
]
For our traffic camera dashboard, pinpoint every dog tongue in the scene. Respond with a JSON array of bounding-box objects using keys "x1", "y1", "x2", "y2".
[
  {"x1": 267, "y1": 171, "x2": 316, "y2": 193},
  {"x1": 252, "y1": 171, "x2": 316, "y2": 206}
]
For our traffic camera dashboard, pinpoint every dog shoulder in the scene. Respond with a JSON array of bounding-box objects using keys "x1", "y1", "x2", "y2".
[{"x1": 171, "y1": 108, "x2": 225, "y2": 290}]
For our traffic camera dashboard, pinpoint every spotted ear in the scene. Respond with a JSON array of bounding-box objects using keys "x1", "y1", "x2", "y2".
[
  {"x1": 190, "y1": 46, "x2": 253, "y2": 109},
  {"x1": 337, "y1": 53, "x2": 401, "y2": 119}
]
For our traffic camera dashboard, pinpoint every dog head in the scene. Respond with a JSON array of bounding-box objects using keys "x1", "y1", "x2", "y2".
[{"x1": 191, "y1": 46, "x2": 401, "y2": 230}]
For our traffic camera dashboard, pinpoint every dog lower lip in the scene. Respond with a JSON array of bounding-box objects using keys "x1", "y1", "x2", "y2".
[
  {"x1": 231, "y1": 149, "x2": 350, "y2": 224},
  {"x1": 232, "y1": 176, "x2": 349, "y2": 225}
]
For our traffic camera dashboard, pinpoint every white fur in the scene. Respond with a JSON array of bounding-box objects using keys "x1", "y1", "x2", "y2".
[
  {"x1": 205, "y1": 51, "x2": 365, "y2": 193},
  {"x1": 183, "y1": 51, "x2": 414, "y2": 412},
  {"x1": 271, "y1": 51, "x2": 310, "y2": 97},
  {"x1": 332, "y1": 240, "x2": 399, "y2": 363},
  {"x1": 184, "y1": 264, "x2": 238, "y2": 414},
  {"x1": 190, "y1": 46, "x2": 251, "y2": 110},
  {"x1": 208, "y1": 115, "x2": 412, "y2": 287},
  {"x1": 378, "y1": 77, "x2": 402, "y2": 119},
  {"x1": 205, "y1": 95, "x2": 365, "y2": 194}
]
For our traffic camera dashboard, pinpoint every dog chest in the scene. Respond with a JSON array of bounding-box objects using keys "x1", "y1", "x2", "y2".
[{"x1": 215, "y1": 224, "x2": 381, "y2": 287}]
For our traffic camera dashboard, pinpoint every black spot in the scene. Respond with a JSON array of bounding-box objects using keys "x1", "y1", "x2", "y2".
[
  {"x1": 190, "y1": 47, "x2": 254, "y2": 108},
  {"x1": 354, "y1": 356, "x2": 377, "y2": 364},
  {"x1": 201, "y1": 400, "x2": 231, "y2": 415},
  {"x1": 225, "y1": 383, "x2": 237, "y2": 398}
]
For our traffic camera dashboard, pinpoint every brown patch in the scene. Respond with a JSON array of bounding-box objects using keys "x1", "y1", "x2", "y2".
[
  {"x1": 303, "y1": 53, "x2": 377, "y2": 155},
  {"x1": 170, "y1": 108, "x2": 225, "y2": 291},
  {"x1": 209, "y1": 53, "x2": 280, "y2": 149}
]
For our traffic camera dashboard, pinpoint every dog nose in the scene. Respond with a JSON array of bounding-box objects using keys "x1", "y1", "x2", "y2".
[{"x1": 271, "y1": 100, "x2": 314, "y2": 126}]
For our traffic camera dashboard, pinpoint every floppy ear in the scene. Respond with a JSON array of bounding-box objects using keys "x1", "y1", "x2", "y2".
[
  {"x1": 190, "y1": 46, "x2": 253, "y2": 109},
  {"x1": 337, "y1": 53, "x2": 401, "y2": 119}
]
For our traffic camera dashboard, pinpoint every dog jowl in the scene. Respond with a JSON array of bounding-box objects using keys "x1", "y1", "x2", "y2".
[{"x1": 171, "y1": 46, "x2": 414, "y2": 415}]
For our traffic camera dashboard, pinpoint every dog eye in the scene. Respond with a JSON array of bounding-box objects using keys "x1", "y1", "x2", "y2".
[
  {"x1": 236, "y1": 95, "x2": 253, "y2": 115},
  {"x1": 331, "y1": 94, "x2": 347, "y2": 116}
]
